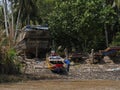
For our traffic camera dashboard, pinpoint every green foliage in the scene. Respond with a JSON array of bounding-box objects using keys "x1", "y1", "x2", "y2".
[
  {"x1": 7, "y1": 48, "x2": 16, "y2": 60},
  {"x1": 10, "y1": 0, "x2": 42, "y2": 27},
  {"x1": 111, "y1": 32, "x2": 120, "y2": 46},
  {"x1": 36, "y1": 0, "x2": 56, "y2": 24},
  {"x1": 9, "y1": 0, "x2": 56, "y2": 27},
  {"x1": 0, "y1": 31, "x2": 21, "y2": 74},
  {"x1": 0, "y1": 47, "x2": 21, "y2": 74},
  {"x1": 48, "y1": 0, "x2": 116, "y2": 52},
  {"x1": 0, "y1": 0, "x2": 119, "y2": 53}
]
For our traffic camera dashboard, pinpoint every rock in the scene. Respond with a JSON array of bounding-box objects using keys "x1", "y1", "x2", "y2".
[{"x1": 103, "y1": 56, "x2": 114, "y2": 64}]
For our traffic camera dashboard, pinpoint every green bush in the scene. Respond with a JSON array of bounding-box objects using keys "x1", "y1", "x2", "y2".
[
  {"x1": 0, "y1": 48, "x2": 21, "y2": 74},
  {"x1": 0, "y1": 36, "x2": 22, "y2": 75}
]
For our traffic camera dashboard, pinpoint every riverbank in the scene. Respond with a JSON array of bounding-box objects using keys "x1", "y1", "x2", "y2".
[
  {"x1": 1, "y1": 63, "x2": 120, "y2": 83},
  {"x1": 0, "y1": 75, "x2": 25, "y2": 83}
]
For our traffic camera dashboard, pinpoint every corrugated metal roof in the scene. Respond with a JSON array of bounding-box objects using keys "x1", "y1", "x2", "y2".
[{"x1": 24, "y1": 25, "x2": 49, "y2": 31}]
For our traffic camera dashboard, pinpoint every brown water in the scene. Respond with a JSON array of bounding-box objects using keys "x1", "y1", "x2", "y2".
[{"x1": 0, "y1": 80, "x2": 120, "y2": 90}]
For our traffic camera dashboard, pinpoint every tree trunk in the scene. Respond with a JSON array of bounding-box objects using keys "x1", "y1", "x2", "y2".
[
  {"x1": 9, "y1": 1, "x2": 14, "y2": 46},
  {"x1": 11, "y1": 1, "x2": 14, "y2": 39},
  {"x1": 2, "y1": 0, "x2": 9, "y2": 37},
  {"x1": 104, "y1": 23, "x2": 108, "y2": 47},
  {"x1": 14, "y1": 8, "x2": 21, "y2": 43}
]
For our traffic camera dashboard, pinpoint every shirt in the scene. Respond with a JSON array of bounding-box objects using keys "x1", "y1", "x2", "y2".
[{"x1": 64, "y1": 59, "x2": 70, "y2": 65}]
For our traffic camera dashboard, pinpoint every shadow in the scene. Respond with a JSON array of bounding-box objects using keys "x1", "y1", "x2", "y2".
[
  {"x1": 51, "y1": 68, "x2": 68, "y2": 75},
  {"x1": 99, "y1": 59, "x2": 106, "y2": 64},
  {"x1": 111, "y1": 56, "x2": 120, "y2": 64}
]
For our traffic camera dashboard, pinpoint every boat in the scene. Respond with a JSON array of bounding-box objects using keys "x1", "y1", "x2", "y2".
[{"x1": 46, "y1": 54, "x2": 66, "y2": 73}]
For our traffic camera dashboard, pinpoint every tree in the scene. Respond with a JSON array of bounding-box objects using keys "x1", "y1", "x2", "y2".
[
  {"x1": 36, "y1": 0, "x2": 55, "y2": 24},
  {"x1": 0, "y1": 6, "x2": 4, "y2": 29},
  {"x1": 108, "y1": 0, "x2": 120, "y2": 47},
  {"x1": 2, "y1": 0, "x2": 9, "y2": 37},
  {"x1": 49, "y1": 0, "x2": 116, "y2": 52},
  {"x1": 12, "y1": 0, "x2": 42, "y2": 26}
]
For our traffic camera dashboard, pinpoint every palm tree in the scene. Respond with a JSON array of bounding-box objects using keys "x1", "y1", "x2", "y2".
[
  {"x1": 13, "y1": 0, "x2": 41, "y2": 26},
  {"x1": 8, "y1": 0, "x2": 42, "y2": 41}
]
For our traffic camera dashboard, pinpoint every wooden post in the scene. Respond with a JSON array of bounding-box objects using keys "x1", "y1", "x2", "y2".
[
  {"x1": 104, "y1": 23, "x2": 108, "y2": 47},
  {"x1": 90, "y1": 49, "x2": 94, "y2": 64},
  {"x1": 64, "y1": 48, "x2": 68, "y2": 59},
  {"x1": 35, "y1": 40, "x2": 38, "y2": 58}
]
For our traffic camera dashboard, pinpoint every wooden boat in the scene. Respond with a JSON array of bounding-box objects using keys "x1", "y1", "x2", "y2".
[{"x1": 46, "y1": 54, "x2": 66, "y2": 73}]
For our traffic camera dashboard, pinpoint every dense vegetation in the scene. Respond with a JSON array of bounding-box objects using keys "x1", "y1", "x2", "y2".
[
  {"x1": 0, "y1": 30, "x2": 21, "y2": 75},
  {"x1": 49, "y1": 0, "x2": 117, "y2": 52},
  {"x1": 0, "y1": 0, "x2": 120, "y2": 75}
]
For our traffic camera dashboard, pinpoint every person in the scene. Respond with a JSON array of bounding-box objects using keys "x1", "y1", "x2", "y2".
[
  {"x1": 50, "y1": 50, "x2": 57, "y2": 56},
  {"x1": 64, "y1": 58, "x2": 70, "y2": 72}
]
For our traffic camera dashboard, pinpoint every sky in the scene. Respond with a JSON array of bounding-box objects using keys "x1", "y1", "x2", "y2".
[
  {"x1": 0, "y1": 0, "x2": 11, "y2": 13},
  {"x1": 0, "y1": 0, "x2": 2, "y2": 5}
]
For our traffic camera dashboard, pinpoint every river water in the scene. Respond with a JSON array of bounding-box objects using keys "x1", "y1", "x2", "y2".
[{"x1": 0, "y1": 80, "x2": 120, "y2": 90}]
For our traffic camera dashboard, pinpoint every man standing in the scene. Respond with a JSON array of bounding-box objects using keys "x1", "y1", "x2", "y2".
[{"x1": 64, "y1": 58, "x2": 70, "y2": 72}]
